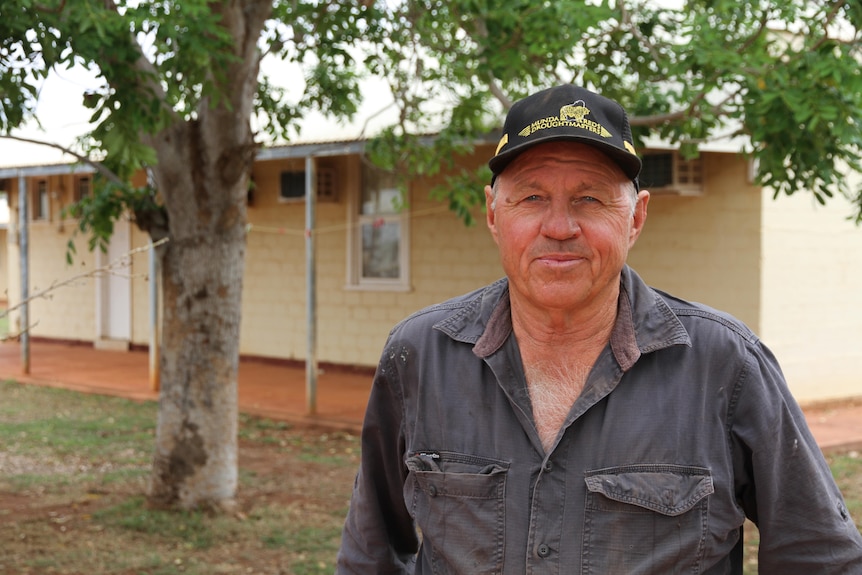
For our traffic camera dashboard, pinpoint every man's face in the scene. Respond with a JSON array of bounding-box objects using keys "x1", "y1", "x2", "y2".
[{"x1": 486, "y1": 141, "x2": 649, "y2": 315}]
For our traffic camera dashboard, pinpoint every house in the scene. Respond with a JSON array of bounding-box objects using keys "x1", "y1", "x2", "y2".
[{"x1": 0, "y1": 140, "x2": 860, "y2": 404}]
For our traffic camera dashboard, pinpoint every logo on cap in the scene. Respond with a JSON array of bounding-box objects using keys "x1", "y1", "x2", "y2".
[{"x1": 519, "y1": 99, "x2": 611, "y2": 140}]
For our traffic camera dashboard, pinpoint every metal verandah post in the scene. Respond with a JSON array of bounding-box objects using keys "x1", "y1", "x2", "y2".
[
  {"x1": 305, "y1": 155, "x2": 318, "y2": 415},
  {"x1": 149, "y1": 240, "x2": 160, "y2": 391},
  {"x1": 17, "y1": 171, "x2": 29, "y2": 374}
]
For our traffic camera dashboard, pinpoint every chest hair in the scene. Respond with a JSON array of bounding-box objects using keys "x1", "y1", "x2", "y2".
[{"x1": 523, "y1": 360, "x2": 592, "y2": 452}]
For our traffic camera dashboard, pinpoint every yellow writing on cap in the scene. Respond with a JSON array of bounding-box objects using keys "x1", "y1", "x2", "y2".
[
  {"x1": 518, "y1": 101, "x2": 612, "y2": 139},
  {"x1": 495, "y1": 133, "x2": 509, "y2": 156},
  {"x1": 624, "y1": 141, "x2": 636, "y2": 155}
]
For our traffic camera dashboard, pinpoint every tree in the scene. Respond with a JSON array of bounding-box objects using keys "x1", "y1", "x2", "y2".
[
  {"x1": 362, "y1": 0, "x2": 862, "y2": 224},
  {"x1": 1, "y1": 0, "x2": 859, "y2": 511},
  {"x1": 1, "y1": 0, "x2": 369, "y2": 510}
]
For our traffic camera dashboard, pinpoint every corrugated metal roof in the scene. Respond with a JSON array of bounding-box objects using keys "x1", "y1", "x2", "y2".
[
  {"x1": 0, "y1": 162, "x2": 97, "y2": 179},
  {"x1": 0, "y1": 136, "x2": 373, "y2": 176},
  {"x1": 255, "y1": 138, "x2": 368, "y2": 160}
]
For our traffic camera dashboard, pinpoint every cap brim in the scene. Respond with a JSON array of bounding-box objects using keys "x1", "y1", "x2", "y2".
[{"x1": 489, "y1": 133, "x2": 642, "y2": 182}]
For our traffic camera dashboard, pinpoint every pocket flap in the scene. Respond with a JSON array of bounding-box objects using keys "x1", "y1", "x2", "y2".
[{"x1": 584, "y1": 465, "x2": 714, "y2": 516}]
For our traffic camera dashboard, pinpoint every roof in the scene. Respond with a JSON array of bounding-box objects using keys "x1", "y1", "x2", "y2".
[
  {"x1": 0, "y1": 162, "x2": 97, "y2": 179},
  {"x1": 0, "y1": 131, "x2": 742, "y2": 178},
  {"x1": 0, "y1": 137, "x2": 371, "y2": 177}
]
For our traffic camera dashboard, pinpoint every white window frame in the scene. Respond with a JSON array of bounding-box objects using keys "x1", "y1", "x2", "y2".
[{"x1": 346, "y1": 165, "x2": 410, "y2": 292}]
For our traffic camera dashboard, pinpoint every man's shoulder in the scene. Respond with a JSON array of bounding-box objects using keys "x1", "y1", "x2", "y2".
[
  {"x1": 623, "y1": 266, "x2": 759, "y2": 346},
  {"x1": 651, "y1": 287, "x2": 759, "y2": 345},
  {"x1": 389, "y1": 278, "x2": 507, "y2": 337}
]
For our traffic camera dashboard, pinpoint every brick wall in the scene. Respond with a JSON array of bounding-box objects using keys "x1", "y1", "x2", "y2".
[
  {"x1": 628, "y1": 152, "x2": 763, "y2": 331},
  {"x1": 242, "y1": 151, "x2": 502, "y2": 367},
  {"x1": 759, "y1": 169, "x2": 862, "y2": 402},
  {"x1": 3, "y1": 175, "x2": 100, "y2": 340}
]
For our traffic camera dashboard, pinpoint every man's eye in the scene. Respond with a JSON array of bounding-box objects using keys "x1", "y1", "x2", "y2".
[{"x1": 524, "y1": 195, "x2": 543, "y2": 202}]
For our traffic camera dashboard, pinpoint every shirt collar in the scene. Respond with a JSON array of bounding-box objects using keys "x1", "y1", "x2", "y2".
[{"x1": 438, "y1": 266, "x2": 690, "y2": 370}]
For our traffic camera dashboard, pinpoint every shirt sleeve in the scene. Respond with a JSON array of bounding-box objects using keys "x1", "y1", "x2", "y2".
[
  {"x1": 336, "y1": 343, "x2": 419, "y2": 574},
  {"x1": 730, "y1": 339, "x2": 862, "y2": 573}
]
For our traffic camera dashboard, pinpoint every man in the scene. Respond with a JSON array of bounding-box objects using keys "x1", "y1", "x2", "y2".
[{"x1": 336, "y1": 84, "x2": 862, "y2": 573}]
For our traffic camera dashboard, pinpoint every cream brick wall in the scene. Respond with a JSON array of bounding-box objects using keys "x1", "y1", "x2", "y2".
[
  {"x1": 3, "y1": 176, "x2": 98, "y2": 340},
  {"x1": 242, "y1": 151, "x2": 502, "y2": 367},
  {"x1": 630, "y1": 152, "x2": 862, "y2": 403},
  {"x1": 2, "y1": 175, "x2": 151, "y2": 345},
  {"x1": 130, "y1": 225, "x2": 155, "y2": 346},
  {"x1": 20, "y1": 223, "x2": 97, "y2": 339},
  {"x1": 759, "y1": 172, "x2": 862, "y2": 403},
  {"x1": 241, "y1": 156, "x2": 312, "y2": 360},
  {"x1": 0, "y1": 228, "x2": 7, "y2": 302},
  {"x1": 628, "y1": 153, "x2": 763, "y2": 332}
]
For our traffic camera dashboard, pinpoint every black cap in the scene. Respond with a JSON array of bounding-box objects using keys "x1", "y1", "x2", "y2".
[{"x1": 489, "y1": 85, "x2": 641, "y2": 187}]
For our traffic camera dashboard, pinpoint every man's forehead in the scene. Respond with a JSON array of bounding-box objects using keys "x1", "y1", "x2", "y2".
[{"x1": 503, "y1": 141, "x2": 629, "y2": 181}]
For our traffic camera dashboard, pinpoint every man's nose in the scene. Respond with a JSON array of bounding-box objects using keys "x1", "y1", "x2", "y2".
[{"x1": 541, "y1": 201, "x2": 581, "y2": 240}]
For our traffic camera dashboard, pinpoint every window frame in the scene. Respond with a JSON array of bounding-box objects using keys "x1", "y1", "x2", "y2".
[
  {"x1": 32, "y1": 180, "x2": 50, "y2": 221},
  {"x1": 74, "y1": 176, "x2": 91, "y2": 203},
  {"x1": 346, "y1": 164, "x2": 411, "y2": 292}
]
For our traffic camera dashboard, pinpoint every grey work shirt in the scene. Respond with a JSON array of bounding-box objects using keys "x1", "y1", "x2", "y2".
[{"x1": 337, "y1": 266, "x2": 862, "y2": 574}]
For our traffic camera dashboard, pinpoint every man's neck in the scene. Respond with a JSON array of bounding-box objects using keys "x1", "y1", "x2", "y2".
[{"x1": 509, "y1": 287, "x2": 620, "y2": 353}]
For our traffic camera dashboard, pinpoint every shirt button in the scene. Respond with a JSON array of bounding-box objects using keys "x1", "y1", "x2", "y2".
[
  {"x1": 543, "y1": 461, "x2": 552, "y2": 472},
  {"x1": 537, "y1": 543, "x2": 550, "y2": 557},
  {"x1": 428, "y1": 484, "x2": 438, "y2": 497}
]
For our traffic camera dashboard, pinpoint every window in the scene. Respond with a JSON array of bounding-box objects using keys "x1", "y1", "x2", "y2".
[
  {"x1": 349, "y1": 165, "x2": 409, "y2": 290},
  {"x1": 74, "y1": 176, "x2": 91, "y2": 202},
  {"x1": 640, "y1": 151, "x2": 704, "y2": 196},
  {"x1": 33, "y1": 180, "x2": 49, "y2": 221},
  {"x1": 279, "y1": 171, "x2": 306, "y2": 201},
  {"x1": 640, "y1": 153, "x2": 674, "y2": 188},
  {"x1": 278, "y1": 167, "x2": 337, "y2": 203}
]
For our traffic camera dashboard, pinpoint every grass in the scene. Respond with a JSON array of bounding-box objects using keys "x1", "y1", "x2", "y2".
[
  {"x1": 0, "y1": 379, "x2": 359, "y2": 574},
  {"x1": 0, "y1": 379, "x2": 859, "y2": 574}
]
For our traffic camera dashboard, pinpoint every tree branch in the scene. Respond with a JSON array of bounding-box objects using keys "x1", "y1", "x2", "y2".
[
  {"x1": 618, "y1": 0, "x2": 664, "y2": 65},
  {"x1": 1, "y1": 237, "x2": 169, "y2": 325},
  {"x1": 102, "y1": 0, "x2": 178, "y2": 133},
  {"x1": 470, "y1": 17, "x2": 512, "y2": 110}
]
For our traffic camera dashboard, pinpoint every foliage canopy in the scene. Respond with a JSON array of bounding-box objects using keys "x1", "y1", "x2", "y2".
[{"x1": 1, "y1": 1, "x2": 861, "y2": 226}]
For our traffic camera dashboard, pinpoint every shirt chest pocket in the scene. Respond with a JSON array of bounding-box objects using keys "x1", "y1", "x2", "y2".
[
  {"x1": 405, "y1": 451, "x2": 509, "y2": 575},
  {"x1": 582, "y1": 464, "x2": 714, "y2": 575}
]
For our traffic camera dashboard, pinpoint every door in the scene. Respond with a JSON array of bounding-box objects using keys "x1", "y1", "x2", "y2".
[{"x1": 95, "y1": 219, "x2": 131, "y2": 349}]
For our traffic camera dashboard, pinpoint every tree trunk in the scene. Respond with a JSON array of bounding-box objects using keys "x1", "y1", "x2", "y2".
[
  {"x1": 146, "y1": 116, "x2": 252, "y2": 510},
  {"x1": 148, "y1": 210, "x2": 246, "y2": 510},
  {"x1": 144, "y1": 0, "x2": 270, "y2": 510}
]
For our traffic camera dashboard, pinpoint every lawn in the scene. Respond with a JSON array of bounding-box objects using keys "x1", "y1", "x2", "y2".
[
  {"x1": 0, "y1": 379, "x2": 859, "y2": 574},
  {"x1": 0, "y1": 379, "x2": 359, "y2": 574}
]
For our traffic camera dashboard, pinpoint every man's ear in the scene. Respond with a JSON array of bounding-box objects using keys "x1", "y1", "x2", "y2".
[
  {"x1": 629, "y1": 190, "x2": 650, "y2": 247},
  {"x1": 485, "y1": 185, "x2": 499, "y2": 244}
]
